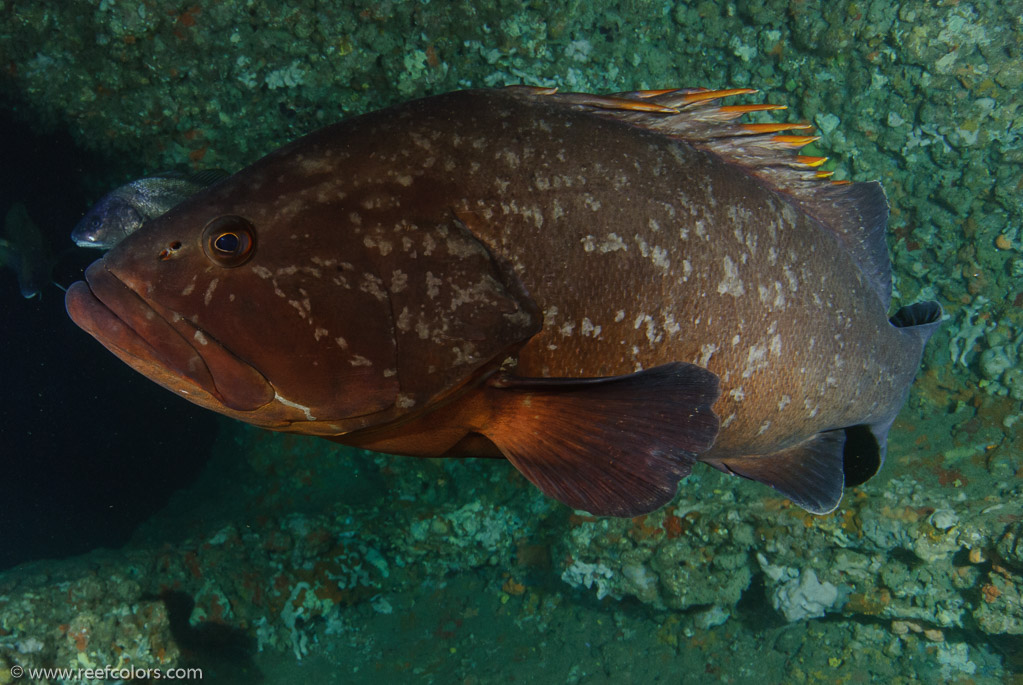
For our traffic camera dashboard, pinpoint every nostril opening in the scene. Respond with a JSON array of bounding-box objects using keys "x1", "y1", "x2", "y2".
[{"x1": 159, "y1": 241, "x2": 184, "y2": 261}]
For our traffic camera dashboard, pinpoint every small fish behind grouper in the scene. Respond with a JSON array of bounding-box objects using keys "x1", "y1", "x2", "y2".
[
  {"x1": 65, "y1": 86, "x2": 941, "y2": 518},
  {"x1": 72, "y1": 169, "x2": 229, "y2": 250},
  {"x1": 0, "y1": 203, "x2": 53, "y2": 299}
]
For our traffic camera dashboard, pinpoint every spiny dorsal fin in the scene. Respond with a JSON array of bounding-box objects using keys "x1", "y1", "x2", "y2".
[{"x1": 507, "y1": 86, "x2": 893, "y2": 308}]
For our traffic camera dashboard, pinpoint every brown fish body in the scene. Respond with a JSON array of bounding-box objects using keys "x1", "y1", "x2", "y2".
[{"x1": 66, "y1": 87, "x2": 940, "y2": 516}]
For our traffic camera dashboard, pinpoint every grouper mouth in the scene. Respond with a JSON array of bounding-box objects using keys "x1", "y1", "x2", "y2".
[{"x1": 66, "y1": 260, "x2": 275, "y2": 414}]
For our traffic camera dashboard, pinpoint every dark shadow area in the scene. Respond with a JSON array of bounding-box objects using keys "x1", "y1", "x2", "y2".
[
  {"x1": 158, "y1": 590, "x2": 262, "y2": 683},
  {"x1": 989, "y1": 633, "x2": 1023, "y2": 674},
  {"x1": 0, "y1": 104, "x2": 219, "y2": 571},
  {"x1": 733, "y1": 570, "x2": 787, "y2": 632}
]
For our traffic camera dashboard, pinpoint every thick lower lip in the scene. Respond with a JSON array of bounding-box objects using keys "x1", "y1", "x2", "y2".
[{"x1": 65, "y1": 260, "x2": 274, "y2": 412}]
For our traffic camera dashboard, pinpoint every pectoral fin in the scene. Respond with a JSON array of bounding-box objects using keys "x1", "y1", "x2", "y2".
[{"x1": 479, "y1": 362, "x2": 720, "y2": 517}]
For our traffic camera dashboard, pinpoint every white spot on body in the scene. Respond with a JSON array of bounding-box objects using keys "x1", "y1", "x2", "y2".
[
  {"x1": 783, "y1": 266, "x2": 799, "y2": 292},
  {"x1": 193, "y1": 330, "x2": 207, "y2": 346},
  {"x1": 204, "y1": 278, "x2": 219, "y2": 306},
  {"x1": 632, "y1": 314, "x2": 660, "y2": 345},
  {"x1": 396, "y1": 307, "x2": 411, "y2": 332},
  {"x1": 694, "y1": 219, "x2": 708, "y2": 241},
  {"x1": 662, "y1": 313, "x2": 680, "y2": 337},
  {"x1": 742, "y1": 343, "x2": 769, "y2": 378},
  {"x1": 593, "y1": 233, "x2": 627, "y2": 253},
  {"x1": 551, "y1": 199, "x2": 566, "y2": 221},
  {"x1": 497, "y1": 149, "x2": 520, "y2": 169},
  {"x1": 363, "y1": 235, "x2": 393, "y2": 256},
  {"x1": 360, "y1": 274, "x2": 387, "y2": 301},
  {"x1": 698, "y1": 343, "x2": 718, "y2": 367},
  {"x1": 390, "y1": 270, "x2": 408, "y2": 293},
  {"x1": 422, "y1": 234, "x2": 436, "y2": 256},
  {"x1": 425, "y1": 272, "x2": 442, "y2": 298},
  {"x1": 651, "y1": 245, "x2": 670, "y2": 272},
  {"x1": 717, "y1": 256, "x2": 745, "y2": 297},
  {"x1": 635, "y1": 237, "x2": 671, "y2": 273},
  {"x1": 628, "y1": 345, "x2": 644, "y2": 372}
]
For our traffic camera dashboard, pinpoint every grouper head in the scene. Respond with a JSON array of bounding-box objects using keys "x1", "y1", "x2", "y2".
[{"x1": 65, "y1": 125, "x2": 541, "y2": 437}]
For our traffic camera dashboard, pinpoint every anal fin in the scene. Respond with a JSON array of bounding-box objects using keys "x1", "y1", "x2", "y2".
[
  {"x1": 716, "y1": 431, "x2": 846, "y2": 514},
  {"x1": 480, "y1": 362, "x2": 720, "y2": 518}
]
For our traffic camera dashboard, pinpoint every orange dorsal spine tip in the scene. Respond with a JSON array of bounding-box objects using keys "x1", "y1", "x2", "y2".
[
  {"x1": 680, "y1": 88, "x2": 758, "y2": 104},
  {"x1": 797, "y1": 155, "x2": 829, "y2": 167},
  {"x1": 718, "y1": 104, "x2": 788, "y2": 114},
  {"x1": 771, "y1": 134, "x2": 821, "y2": 147},
  {"x1": 741, "y1": 122, "x2": 814, "y2": 134},
  {"x1": 634, "y1": 89, "x2": 681, "y2": 98},
  {"x1": 616, "y1": 100, "x2": 681, "y2": 114}
]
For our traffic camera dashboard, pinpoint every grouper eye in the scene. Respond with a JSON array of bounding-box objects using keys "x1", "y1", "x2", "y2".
[{"x1": 201, "y1": 215, "x2": 256, "y2": 267}]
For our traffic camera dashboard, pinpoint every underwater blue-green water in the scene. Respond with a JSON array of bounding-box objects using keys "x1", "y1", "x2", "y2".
[{"x1": 0, "y1": 1, "x2": 1021, "y2": 683}]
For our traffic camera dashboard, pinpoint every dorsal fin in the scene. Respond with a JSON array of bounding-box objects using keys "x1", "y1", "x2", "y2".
[
  {"x1": 799, "y1": 181, "x2": 891, "y2": 307},
  {"x1": 152, "y1": 169, "x2": 232, "y2": 187},
  {"x1": 506, "y1": 86, "x2": 893, "y2": 308}
]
